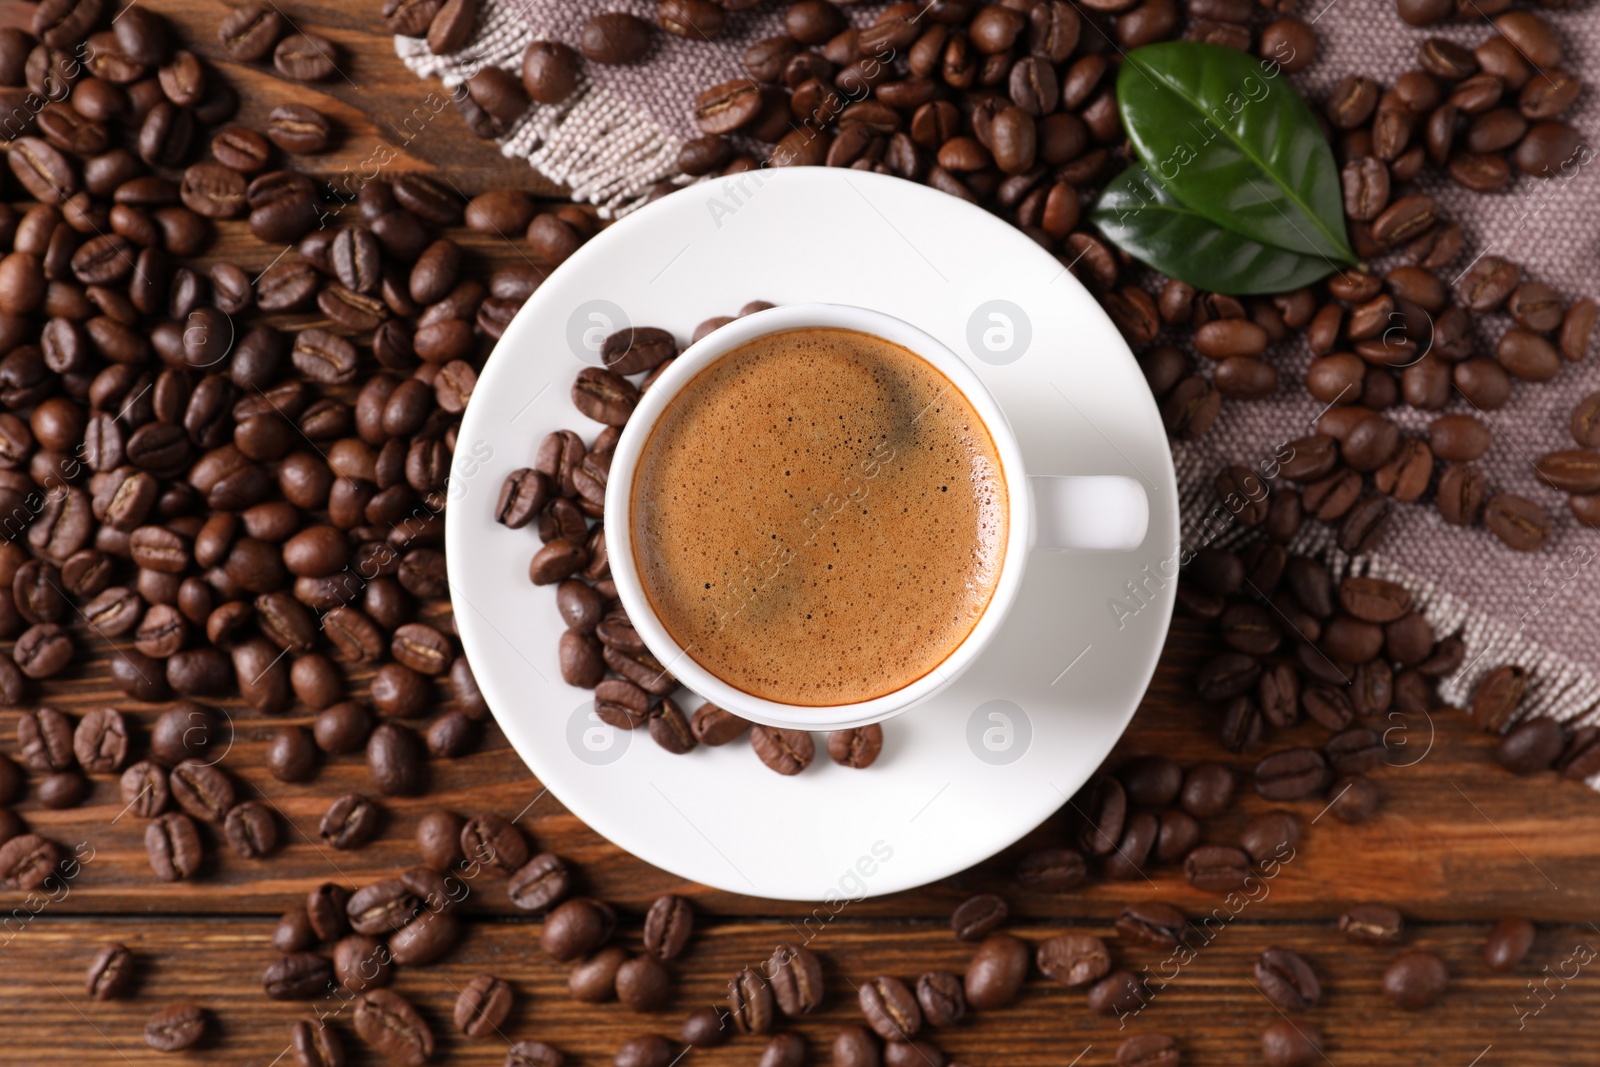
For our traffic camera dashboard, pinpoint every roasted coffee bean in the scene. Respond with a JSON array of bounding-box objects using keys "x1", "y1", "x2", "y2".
[
  {"x1": 568, "y1": 945, "x2": 626, "y2": 1003},
  {"x1": 354, "y1": 989, "x2": 434, "y2": 1065},
  {"x1": 1117, "y1": 1034, "x2": 1180, "y2": 1067},
  {"x1": 426, "y1": 710, "x2": 478, "y2": 758},
  {"x1": 146, "y1": 811, "x2": 202, "y2": 881},
  {"x1": 1495, "y1": 716, "x2": 1566, "y2": 774},
  {"x1": 19, "y1": 706, "x2": 75, "y2": 772},
  {"x1": 293, "y1": 328, "x2": 358, "y2": 385},
  {"x1": 320, "y1": 793, "x2": 380, "y2": 849},
  {"x1": 1117, "y1": 902, "x2": 1190, "y2": 949},
  {"x1": 1339, "y1": 903, "x2": 1404, "y2": 945},
  {"x1": 121, "y1": 761, "x2": 169, "y2": 817},
  {"x1": 950, "y1": 893, "x2": 1007, "y2": 942},
  {"x1": 571, "y1": 367, "x2": 638, "y2": 426},
  {"x1": 1326, "y1": 726, "x2": 1387, "y2": 774},
  {"x1": 1322, "y1": 614, "x2": 1383, "y2": 664},
  {"x1": 750, "y1": 725, "x2": 814, "y2": 775},
  {"x1": 1196, "y1": 652, "x2": 1260, "y2": 701},
  {"x1": 1235, "y1": 810, "x2": 1299, "y2": 866},
  {"x1": 964, "y1": 933, "x2": 1028, "y2": 1011},
  {"x1": 1384, "y1": 612, "x2": 1434, "y2": 666},
  {"x1": 454, "y1": 974, "x2": 513, "y2": 1037},
  {"x1": 275, "y1": 32, "x2": 338, "y2": 81},
  {"x1": 1560, "y1": 299, "x2": 1596, "y2": 362},
  {"x1": 1515, "y1": 120, "x2": 1582, "y2": 176},
  {"x1": 265, "y1": 103, "x2": 330, "y2": 154},
  {"x1": 882, "y1": 1039, "x2": 941, "y2": 1067},
  {"x1": 0, "y1": 834, "x2": 63, "y2": 890},
  {"x1": 1436, "y1": 462, "x2": 1486, "y2": 525},
  {"x1": 1255, "y1": 947, "x2": 1320, "y2": 1011},
  {"x1": 315, "y1": 701, "x2": 374, "y2": 755},
  {"x1": 224, "y1": 799, "x2": 277, "y2": 858},
  {"x1": 1254, "y1": 748, "x2": 1330, "y2": 799},
  {"x1": 368, "y1": 722, "x2": 425, "y2": 796},
  {"x1": 220, "y1": 4, "x2": 285, "y2": 60},
  {"x1": 1340, "y1": 576, "x2": 1412, "y2": 622},
  {"x1": 1261, "y1": 1020, "x2": 1324, "y2": 1067},
  {"x1": 681, "y1": 1007, "x2": 728, "y2": 1048},
  {"x1": 1257, "y1": 662, "x2": 1301, "y2": 728},
  {"x1": 87, "y1": 942, "x2": 137, "y2": 1000},
  {"x1": 1119, "y1": 755, "x2": 1182, "y2": 807},
  {"x1": 581, "y1": 11, "x2": 652, "y2": 64},
  {"x1": 170, "y1": 759, "x2": 235, "y2": 822},
  {"x1": 858, "y1": 975, "x2": 921, "y2": 1039},
  {"x1": 1077, "y1": 774, "x2": 1128, "y2": 854},
  {"x1": 412, "y1": 811, "x2": 466, "y2": 874},
  {"x1": 15, "y1": 623, "x2": 73, "y2": 678},
  {"x1": 521, "y1": 39, "x2": 580, "y2": 104},
  {"x1": 461, "y1": 812, "x2": 528, "y2": 875},
  {"x1": 1484, "y1": 916, "x2": 1536, "y2": 972},
  {"x1": 1087, "y1": 970, "x2": 1148, "y2": 1017},
  {"x1": 370, "y1": 662, "x2": 430, "y2": 717},
  {"x1": 1331, "y1": 780, "x2": 1382, "y2": 825},
  {"x1": 1484, "y1": 493, "x2": 1550, "y2": 551},
  {"x1": 290, "y1": 1017, "x2": 345, "y2": 1067},
  {"x1": 1220, "y1": 695, "x2": 1264, "y2": 753},
  {"x1": 1558, "y1": 726, "x2": 1600, "y2": 779},
  {"x1": 1014, "y1": 845, "x2": 1087, "y2": 890},
  {"x1": 1191, "y1": 548, "x2": 1245, "y2": 596},
  {"x1": 1036, "y1": 932, "x2": 1111, "y2": 989},
  {"x1": 267, "y1": 725, "x2": 317, "y2": 783},
  {"x1": 637, "y1": 894, "x2": 693, "y2": 961},
  {"x1": 1280, "y1": 434, "x2": 1339, "y2": 482},
  {"x1": 1160, "y1": 376, "x2": 1220, "y2": 439},
  {"x1": 729, "y1": 965, "x2": 775, "y2": 1034},
  {"x1": 913, "y1": 969, "x2": 966, "y2": 1027},
  {"x1": 387, "y1": 907, "x2": 459, "y2": 966},
  {"x1": 1457, "y1": 255, "x2": 1520, "y2": 312},
  {"x1": 145, "y1": 1004, "x2": 206, "y2": 1052},
  {"x1": 1497, "y1": 327, "x2": 1561, "y2": 381},
  {"x1": 1383, "y1": 951, "x2": 1447, "y2": 1009},
  {"x1": 616, "y1": 1035, "x2": 674, "y2": 1067},
  {"x1": 1180, "y1": 762, "x2": 1234, "y2": 818},
  {"x1": 1536, "y1": 449, "x2": 1600, "y2": 495},
  {"x1": 617, "y1": 955, "x2": 671, "y2": 1012}
]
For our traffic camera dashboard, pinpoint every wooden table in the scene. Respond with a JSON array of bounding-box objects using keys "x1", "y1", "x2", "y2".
[{"x1": 2, "y1": 2, "x2": 1597, "y2": 1063}]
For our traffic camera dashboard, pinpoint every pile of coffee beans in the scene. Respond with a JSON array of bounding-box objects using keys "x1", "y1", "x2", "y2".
[
  {"x1": 0, "y1": 0, "x2": 633, "y2": 900},
  {"x1": 435, "y1": 2, "x2": 1596, "y2": 551},
  {"x1": 497, "y1": 301, "x2": 892, "y2": 777},
  {"x1": 0, "y1": 2, "x2": 1582, "y2": 1063},
  {"x1": 1473, "y1": 662, "x2": 1600, "y2": 778},
  {"x1": 392, "y1": 0, "x2": 1600, "y2": 576}
]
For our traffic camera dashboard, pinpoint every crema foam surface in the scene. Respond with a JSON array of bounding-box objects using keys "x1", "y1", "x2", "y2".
[{"x1": 631, "y1": 327, "x2": 1007, "y2": 706}]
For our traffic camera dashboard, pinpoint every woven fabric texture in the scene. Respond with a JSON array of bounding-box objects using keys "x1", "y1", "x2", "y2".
[{"x1": 397, "y1": 0, "x2": 1600, "y2": 747}]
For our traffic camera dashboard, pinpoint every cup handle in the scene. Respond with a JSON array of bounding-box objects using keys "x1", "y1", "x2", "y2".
[{"x1": 1030, "y1": 475, "x2": 1149, "y2": 552}]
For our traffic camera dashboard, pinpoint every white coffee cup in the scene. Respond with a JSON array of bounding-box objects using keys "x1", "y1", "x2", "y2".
[{"x1": 603, "y1": 303, "x2": 1148, "y2": 731}]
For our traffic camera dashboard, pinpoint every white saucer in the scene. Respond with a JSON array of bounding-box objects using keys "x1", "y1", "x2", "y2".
[{"x1": 446, "y1": 168, "x2": 1179, "y2": 901}]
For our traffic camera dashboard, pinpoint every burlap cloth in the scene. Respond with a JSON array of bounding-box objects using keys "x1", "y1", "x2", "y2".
[{"x1": 398, "y1": 2, "x2": 1600, "y2": 761}]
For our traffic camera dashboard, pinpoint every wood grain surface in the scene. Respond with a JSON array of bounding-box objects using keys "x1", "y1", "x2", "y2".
[{"x1": 0, "y1": 1, "x2": 1596, "y2": 1064}]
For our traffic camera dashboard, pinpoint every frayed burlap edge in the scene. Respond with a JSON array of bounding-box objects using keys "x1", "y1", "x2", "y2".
[
  {"x1": 1173, "y1": 448, "x2": 1600, "y2": 790},
  {"x1": 393, "y1": 10, "x2": 687, "y2": 217}
]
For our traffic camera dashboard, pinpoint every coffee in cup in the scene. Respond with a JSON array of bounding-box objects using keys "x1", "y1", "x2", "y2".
[{"x1": 629, "y1": 327, "x2": 1008, "y2": 706}]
